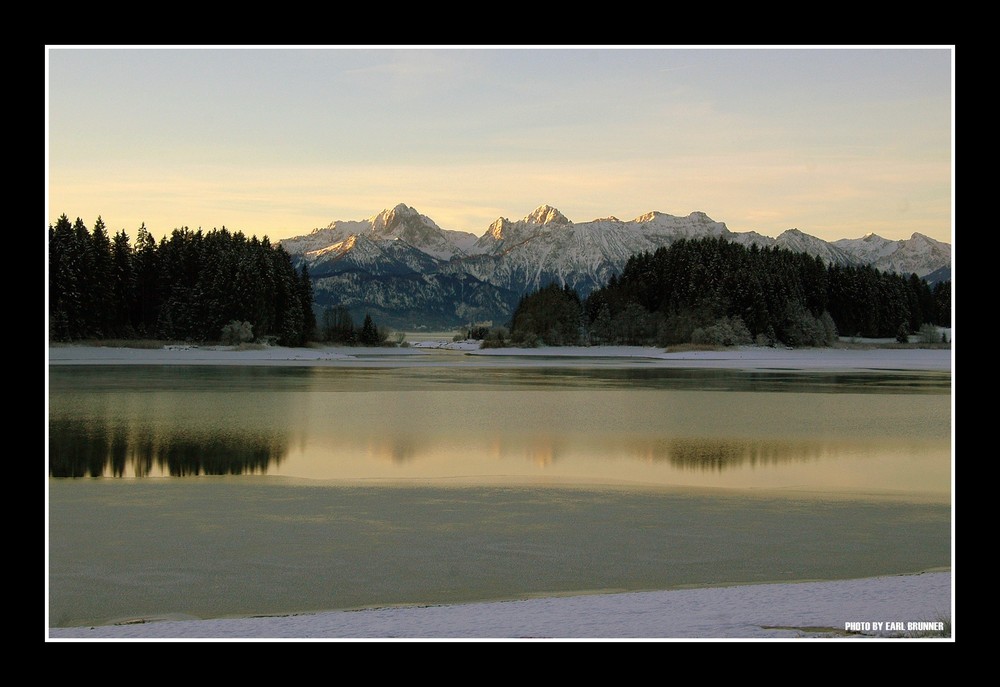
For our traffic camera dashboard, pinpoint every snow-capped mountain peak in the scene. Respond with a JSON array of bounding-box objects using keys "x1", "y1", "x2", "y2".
[
  {"x1": 363, "y1": 204, "x2": 476, "y2": 260},
  {"x1": 909, "y1": 231, "x2": 949, "y2": 248},
  {"x1": 523, "y1": 205, "x2": 570, "y2": 225},
  {"x1": 485, "y1": 217, "x2": 508, "y2": 241},
  {"x1": 369, "y1": 203, "x2": 441, "y2": 235},
  {"x1": 633, "y1": 211, "x2": 663, "y2": 224},
  {"x1": 474, "y1": 206, "x2": 570, "y2": 254}
]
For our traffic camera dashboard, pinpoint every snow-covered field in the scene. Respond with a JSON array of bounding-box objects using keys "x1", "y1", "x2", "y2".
[{"x1": 47, "y1": 341, "x2": 954, "y2": 641}]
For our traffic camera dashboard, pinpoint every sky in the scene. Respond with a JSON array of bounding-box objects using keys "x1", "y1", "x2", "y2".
[{"x1": 46, "y1": 46, "x2": 954, "y2": 245}]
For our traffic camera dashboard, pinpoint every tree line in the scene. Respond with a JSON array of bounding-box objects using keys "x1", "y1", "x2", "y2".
[
  {"x1": 317, "y1": 304, "x2": 394, "y2": 346},
  {"x1": 48, "y1": 215, "x2": 317, "y2": 345},
  {"x1": 507, "y1": 237, "x2": 951, "y2": 347},
  {"x1": 49, "y1": 218, "x2": 950, "y2": 349}
]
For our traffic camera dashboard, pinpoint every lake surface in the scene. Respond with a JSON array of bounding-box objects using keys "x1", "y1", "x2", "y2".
[
  {"x1": 47, "y1": 359, "x2": 952, "y2": 629},
  {"x1": 48, "y1": 363, "x2": 951, "y2": 497}
]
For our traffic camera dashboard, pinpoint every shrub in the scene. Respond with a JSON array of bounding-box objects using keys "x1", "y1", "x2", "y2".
[
  {"x1": 480, "y1": 327, "x2": 509, "y2": 349},
  {"x1": 782, "y1": 303, "x2": 837, "y2": 347},
  {"x1": 755, "y1": 325, "x2": 777, "y2": 347},
  {"x1": 657, "y1": 307, "x2": 710, "y2": 346},
  {"x1": 819, "y1": 311, "x2": 838, "y2": 344},
  {"x1": 512, "y1": 330, "x2": 539, "y2": 348},
  {"x1": 896, "y1": 322, "x2": 911, "y2": 344},
  {"x1": 690, "y1": 316, "x2": 753, "y2": 346},
  {"x1": 919, "y1": 323, "x2": 940, "y2": 344},
  {"x1": 221, "y1": 320, "x2": 254, "y2": 345}
]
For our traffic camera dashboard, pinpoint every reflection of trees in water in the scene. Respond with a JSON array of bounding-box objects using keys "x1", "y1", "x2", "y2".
[
  {"x1": 653, "y1": 438, "x2": 825, "y2": 472},
  {"x1": 483, "y1": 435, "x2": 826, "y2": 471},
  {"x1": 48, "y1": 418, "x2": 288, "y2": 478}
]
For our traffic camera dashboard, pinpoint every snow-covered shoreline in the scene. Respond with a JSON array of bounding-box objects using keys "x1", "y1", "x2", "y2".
[
  {"x1": 48, "y1": 571, "x2": 951, "y2": 640},
  {"x1": 47, "y1": 342, "x2": 953, "y2": 372}
]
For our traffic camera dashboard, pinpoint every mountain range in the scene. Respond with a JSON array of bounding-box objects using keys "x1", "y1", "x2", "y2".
[{"x1": 279, "y1": 203, "x2": 952, "y2": 330}]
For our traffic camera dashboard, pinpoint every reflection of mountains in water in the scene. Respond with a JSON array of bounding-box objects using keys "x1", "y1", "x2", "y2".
[{"x1": 48, "y1": 418, "x2": 288, "y2": 478}]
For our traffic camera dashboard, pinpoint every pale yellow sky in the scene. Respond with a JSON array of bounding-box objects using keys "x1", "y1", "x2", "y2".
[{"x1": 47, "y1": 46, "x2": 954, "y2": 245}]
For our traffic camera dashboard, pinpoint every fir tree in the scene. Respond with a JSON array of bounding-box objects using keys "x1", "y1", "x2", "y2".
[
  {"x1": 49, "y1": 214, "x2": 78, "y2": 340},
  {"x1": 359, "y1": 313, "x2": 380, "y2": 345},
  {"x1": 89, "y1": 217, "x2": 115, "y2": 338},
  {"x1": 132, "y1": 223, "x2": 160, "y2": 336},
  {"x1": 298, "y1": 263, "x2": 316, "y2": 343},
  {"x1": 110, "y1": 230, "x2": 134, "y2": 337}
]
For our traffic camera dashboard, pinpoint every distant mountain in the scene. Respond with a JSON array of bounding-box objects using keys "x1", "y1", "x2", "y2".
[
  {"x1": 728, "y1": 228, "x2": 858, "y2": 266},
  {"x1": 832, "y1": 232, "x2": 952, "y2": 279},
  {"x1": 921, "y1": 265, "x2": 952, "y2": 286},
  {"x1": 280, "y1": 204, "x2": 952, "y2": 330},
  {"x1": 280, "y1": 203, "x2": 479, "y2": 262},
  {"x1": 452, "y1": 209, "x2": 736, "y2": 302}
]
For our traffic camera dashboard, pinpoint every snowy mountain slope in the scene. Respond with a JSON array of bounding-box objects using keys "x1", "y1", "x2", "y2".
[
  {"x1": 921, "y1": 265, "x2": 952, "y2": 286},
  {"x1": 833, "y1": 232, "x2": 952, "y2": 278},
  {"x1": 472, "y1": 204, "x2": 571, "y2": 255},
  {"x1": 729, "y1": 228, "x2": 856, "y2": 266},
  {"x1": 630, "y1": 210, "x2": 731, "y2": 241},
  {"x1": 281, "y1": 203, "x2": 478, "y2": 262},
  {"x1": 303, "y1": 232, "x2": 445, "y2": 278},
  {"x1": 368, "y1": 203, "x2": 479, "y2": 260},
  {"x1": 775, "y1": 229, "x2": 858, "y2": 266},
  {"x1": 456, "y1": 209, "x2": 736, "y2": 296},
  {"x1": 278, "y1": 221, "x2": 365, "y2": 257},
  {"x1": 728, "y1": 230, "x2": 777, "y2": 249}
]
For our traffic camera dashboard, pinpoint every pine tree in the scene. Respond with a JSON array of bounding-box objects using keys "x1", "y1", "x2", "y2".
[
  {"x1": 111, "y1": 229, "x2": 134, "y2": 337},
  {"x1": 48, "y1": 214, "x2": 78, "y2": 341},
  {"x1": 89, "y1": 217, "x2": 115, "y2": 338},
  {"x1": 132, "y1": 223, "x2": 161, "y2": 336},
  {"x1": 298, "y1": 263, "x2": 316, "y2": 343},
  {"x1": 271, "y1": 244, "x2": 305, "y2": 346},
  {"x1": 249, "y1": 236, "x2": 277, "y2": 337},
  {"x1": 932, "y1": 281, "x2": 951, "y2": 327},
  {"x1": 71, "y1": 217, "x2": 97, "y2": 337},
  {"x1": 359, "y1": 313, "x2": 379, "y2": 345}
]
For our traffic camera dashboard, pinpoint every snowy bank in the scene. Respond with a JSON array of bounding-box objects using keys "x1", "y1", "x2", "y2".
[
  {"x1": 48, "y1": 571, "x2": 951, "y2": 640},
  {"x1": 47, "y1": 343, "x2": 952, "y2": 372}
]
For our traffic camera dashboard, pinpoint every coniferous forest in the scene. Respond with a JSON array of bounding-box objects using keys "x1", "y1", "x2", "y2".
[
  {"x1": 509, "y1": 237, "x2": 951, "y2": 348},
  {"x1": 48, "y1": 215, "x2": 316, "y2": 345}
]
